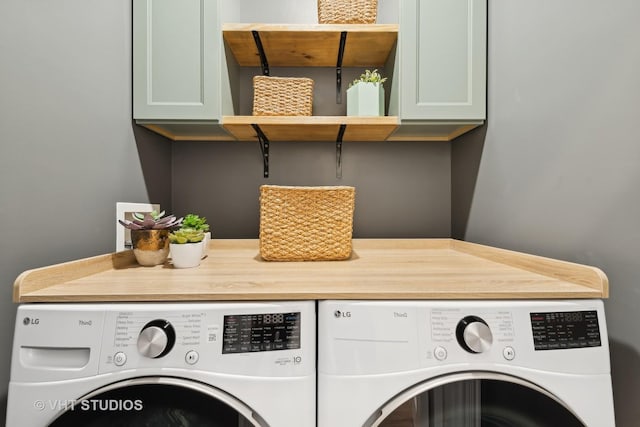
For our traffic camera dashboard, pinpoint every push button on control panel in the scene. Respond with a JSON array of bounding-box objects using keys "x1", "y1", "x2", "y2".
[
  {"x1": 503, "y1": 346, "x2": 515, "y2": 361},
  {"x1": 434, "y1": 346, "x2": 448, "y2": 361},
  {"x1": 185, "y1": 350, "x2": 199, "y2": 365},
  {"x1": 113, "y1": 351, "x2": 127, "y2": 367}
]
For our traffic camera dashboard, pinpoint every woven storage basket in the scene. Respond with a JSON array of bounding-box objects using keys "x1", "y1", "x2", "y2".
[
  {"x1": 252, "y1": 76, "x2": 314, "y2": 116},
  {"x1": 259, "y1": 185, "x2": 355, "y2": 261},
  {"x1": 318, "y1": 0, "x2": 378, "y2": 24}
]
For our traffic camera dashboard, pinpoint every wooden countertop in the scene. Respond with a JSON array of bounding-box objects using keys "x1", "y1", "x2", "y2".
[{"x1": 13, "y1": 239, "x2": 608, "y2": 303}]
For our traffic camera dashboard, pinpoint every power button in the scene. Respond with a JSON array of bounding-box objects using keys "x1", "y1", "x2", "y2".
[
  {"x1": 114, "y1": 352, "x2": 127, "y2": 367},
  {"x1": 434, "y1": 346, "x2": 448, "y2": 361}
]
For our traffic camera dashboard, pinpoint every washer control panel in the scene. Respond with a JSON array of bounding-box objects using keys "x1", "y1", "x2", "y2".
[
  {"x1": 94, "y1": 302, "x2": 313, "y2": 376},
  {"x1": 530, "y1": 310, "x2": 601, "y2": 350},
  {"x1": 10, "y1": 302, "x2": 315, "y2": 382},
  {"x1": 223, "y1": 312, "x2": 301, "y2": 354}
]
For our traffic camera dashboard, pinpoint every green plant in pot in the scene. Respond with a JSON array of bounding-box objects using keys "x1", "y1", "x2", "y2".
[
  {"x1": 169, "y1": 228, "x2": 206, "y2": 268},
  {"x1": 181, "y1": 213, "x2": 212, "y2": 256},
  {"x1": 118, "y1": 211, "x2": 182, "y2": 266},
  {"x1": 347, "y1": 69, "x2": 387, "y2": 116}
]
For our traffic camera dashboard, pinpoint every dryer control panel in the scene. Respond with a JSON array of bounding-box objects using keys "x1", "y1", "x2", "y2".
[
  {"x1": 318, "y1": 299, "x2": 611, "y2": 376},
  {"x1": 530, "y1": 310, "x2": 601, "y2": 350}
]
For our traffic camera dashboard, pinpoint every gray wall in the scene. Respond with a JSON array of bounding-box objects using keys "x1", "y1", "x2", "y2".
[
  {"x1": 453, "y1": 1, "x2": 640, "y2": 425},
  {"x1": 0, "y1": 0, "x2": 171, "y2": 420},
  {"x1": 172, "y1": 66, "x2": 451, "y2": 239},
  {"x1": 172, "y1": 140, "x2": 451, "y2": 239}
]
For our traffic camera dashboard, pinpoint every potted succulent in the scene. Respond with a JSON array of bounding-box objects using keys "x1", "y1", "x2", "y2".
[
  {"x1": 169, "y1": 228, "x2": 205, "y2": 268},
  {"x1": 181, "y1": 213, "x2": 211, "y2": 257},
  {"x1": 347, "y1": 69, "x2": 387, "y2": 116},
  {"x1": 118, "y1": 211, "x2": 182, "y2": 266}
]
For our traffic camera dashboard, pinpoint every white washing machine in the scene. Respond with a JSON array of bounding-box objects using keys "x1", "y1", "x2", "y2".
[
  {"x1": 7, "y1": 301, "x2": 316, "y2": 427},
  {"x1": 318, "y1": 299, "x2": 615, "y2": 427}
]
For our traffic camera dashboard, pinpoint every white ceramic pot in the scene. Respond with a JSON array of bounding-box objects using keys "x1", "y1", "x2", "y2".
[
  {"x1": 170, "y1": 241, "x2": 205, "y2": 268},
  {"x1": 201, "y1": 231, "x2": 211, "y2": 258}
]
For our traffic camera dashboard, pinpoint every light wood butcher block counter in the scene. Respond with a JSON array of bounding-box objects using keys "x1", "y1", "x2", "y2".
[{"x1": 13, "y1": 239, "x2": 608, "y2": 303}]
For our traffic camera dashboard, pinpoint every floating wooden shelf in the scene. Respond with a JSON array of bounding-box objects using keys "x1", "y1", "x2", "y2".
[
  {"x1": 222, "y1": 115, "x2": 399, "y2": 142},
  {"x1": 149, "y1": 24, "x2": 400, "y2": 144},
  {"x1": 13, "y1": 239, "x2": 608, "y2": 303},
  {"x1": 223, "y1": 23, "x2": 398, "y2": 67}
]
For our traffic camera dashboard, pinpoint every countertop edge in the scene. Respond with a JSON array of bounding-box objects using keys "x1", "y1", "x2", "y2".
[{"x1": 13, "y1": 238, "x2": 609, "y2": 303}]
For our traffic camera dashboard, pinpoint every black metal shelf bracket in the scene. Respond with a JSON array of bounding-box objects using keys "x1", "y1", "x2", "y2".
[
  {"x1": 252, "y1": 124, "x2": 270, "y2": 178},
  {"x1": 251, "y1": 30, "x2": 270, "y2": 76},
  {"x1": 336, "y1": 31, "x2": 347, "y2": 104},
  {"x1": 336, "y1": 124, "x2": 346, "y2": 179}
]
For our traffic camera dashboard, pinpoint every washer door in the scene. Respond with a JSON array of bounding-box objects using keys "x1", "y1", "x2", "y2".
[
  {"x1": 49, "y1": 377, "x2": 266, "y2": 427},
  {"x1": 367, "y1": 372, "x2": 585, "y2": 427}
]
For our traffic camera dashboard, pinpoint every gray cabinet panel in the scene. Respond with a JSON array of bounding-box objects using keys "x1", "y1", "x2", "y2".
[
  {"x1": 400, "y1": 0, "x2": 486, "y2": 120},
  {"x1": 133, "y1": 0, "x2": 220, "y2": 121}
]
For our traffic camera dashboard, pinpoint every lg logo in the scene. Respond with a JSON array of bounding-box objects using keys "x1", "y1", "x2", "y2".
[
  {"x1": 334, "y1": 310, "x2": 351, "y2": 318},
  {"x1": 23, "y1": 317, "x2": 39, "y2": 326}
]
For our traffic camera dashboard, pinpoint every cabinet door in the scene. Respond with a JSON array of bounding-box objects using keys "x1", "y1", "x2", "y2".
[
  {"x1": 400, "y1": 0, "x2": 486, "y2": 120},
  {"x1": 133, "y1": 0, "x2": 219, "y2": 120}
]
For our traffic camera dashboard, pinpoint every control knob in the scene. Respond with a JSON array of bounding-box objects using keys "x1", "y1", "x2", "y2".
[
  {"x1": 137, "y1": 319, "x2": 176, "y2": 358},
  {"x1": 456, "y1": 315, "x2": 493, "y2": 354}
]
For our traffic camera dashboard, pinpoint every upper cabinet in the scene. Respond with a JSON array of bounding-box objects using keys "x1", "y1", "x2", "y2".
[
  {"x1": 133, "y1": 0, "x2": 230, "y2": 140},
  {"x1": 389, "y1": 0, "x2": 487, "y2": 141},
  {"x1": 133, "y1": 0, "x2": 486, "y2": 142}
]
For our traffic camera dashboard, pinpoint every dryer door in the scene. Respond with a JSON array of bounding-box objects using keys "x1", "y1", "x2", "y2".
[
  {"x1": 49, "y1": 377, "x2": 265, "y2": 427},
  {"x1": 367, "y1": 372, "x2": 585, "y2": 427}
]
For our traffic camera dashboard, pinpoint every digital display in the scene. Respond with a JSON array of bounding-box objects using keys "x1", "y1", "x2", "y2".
[
  {"x1": 222, "y1": 312, "x2": 301, "y2": 354},
  {"x1": 530, "y1": 310, "x2": 601, "y2": 351}
]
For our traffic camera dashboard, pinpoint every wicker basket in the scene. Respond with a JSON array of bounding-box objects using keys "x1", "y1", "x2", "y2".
[
  {"x1": 252, "y1": 76, "x2": 314, "y2": 116},
  {"x1": 259, "y1": 185, "x2": 355, "y2": 261},
  {"x1": 318, "y1": 0, "x2": 378, "y2": 24}
]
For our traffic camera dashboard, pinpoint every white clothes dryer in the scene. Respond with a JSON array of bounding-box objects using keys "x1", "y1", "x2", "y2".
[
  {"x1": 7, "y1": 301, "x2": 315, "y2": 427},
  {"x1": 318, "y1": 299, "x2": 615, "y2": 427}
]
